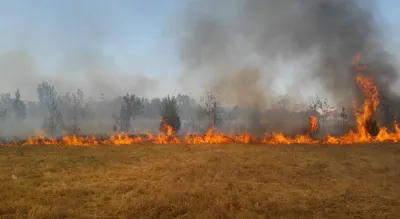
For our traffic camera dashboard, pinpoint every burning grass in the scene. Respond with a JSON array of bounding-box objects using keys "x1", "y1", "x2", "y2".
[
  {"x1": 0, "y1": 144, "x2": 400, "y2": 218},
  {"x1": 4, "y1": 116, "x2": 400, "y2": 146}
]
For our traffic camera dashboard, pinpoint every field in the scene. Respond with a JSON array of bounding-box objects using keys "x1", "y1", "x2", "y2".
[{"x1": 0, "y1": 144, "x2": 400, "y2": 219}]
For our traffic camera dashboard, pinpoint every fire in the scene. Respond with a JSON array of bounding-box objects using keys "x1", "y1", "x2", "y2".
[
  {"x1": 349, "y1": 74, "x2": 380, "y2": 142},
  {"x1": 154, "y1": 123, "x2": 181, "y2": 144},
  {"x1": 62, "y1": 135, "x2": 99, "y2": 146},
  {"x1": 308, "y1": 115, "x2": 319, "y2": 134},
  {"x1": 185, "y1": 129, "x2": 231, "y2": 144},
  {"x1": 7, "y1": 118, "x2": 400, "y2": 146},
  {"x1": 3, "y1": 53, "x2": 400, "y2": 146}
]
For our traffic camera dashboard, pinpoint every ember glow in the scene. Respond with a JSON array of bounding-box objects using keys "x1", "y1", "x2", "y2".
[{"x1": 2, "y1": 54, "x2": 400, "y2": 146}]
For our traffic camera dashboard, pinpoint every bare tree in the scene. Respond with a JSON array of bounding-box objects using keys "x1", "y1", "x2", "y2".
[
  {"x1": 309, "y1": 94, "x2": 330, "y2": 123},
  {"x1": 37, "y1": 82, "x2": 63, "y2": 136},
  {"x1": 70, "y1": 89, "x2": 86, "y2": 134},
  {"x1": 200, "y1": 89, "x2": 222, "y2": 129},
  {"x1": 339, "y1": 107, "x2": 348, "y2": 126}
]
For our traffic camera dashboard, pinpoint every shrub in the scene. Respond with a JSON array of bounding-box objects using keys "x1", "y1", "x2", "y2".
[{"x1": 159, "y1": 96, "x2": 181, "y2": 134}]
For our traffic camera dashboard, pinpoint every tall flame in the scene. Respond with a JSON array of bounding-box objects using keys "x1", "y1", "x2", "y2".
[{"x1": 308, "y1": 115, "x2": 319, "y2": 134}]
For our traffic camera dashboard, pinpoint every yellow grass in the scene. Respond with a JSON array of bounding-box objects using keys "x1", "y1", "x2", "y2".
[{"x1": 0, "y1": 144, "x2": 400, "y2": 219}]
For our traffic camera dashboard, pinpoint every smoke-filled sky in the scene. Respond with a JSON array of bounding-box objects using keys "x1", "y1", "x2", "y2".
[{"x1": 0, "y1": 0, "x2": 399, "y2": 102}]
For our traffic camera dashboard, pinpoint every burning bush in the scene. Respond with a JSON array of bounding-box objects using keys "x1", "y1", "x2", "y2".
[{"x1": 159, "y1": 96, "x2": 181, "y2": 134}]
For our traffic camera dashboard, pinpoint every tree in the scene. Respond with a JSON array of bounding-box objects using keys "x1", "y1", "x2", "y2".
[
  {"x1": 0, "y1": 90, "x2": 26, "y2": 121},
  {"x1": 0, "y1": 93, "x2": 10, "y2": 122},
  {"x1": 176, "y1": 94, "x2": 197, "y2": 130},
  {"x1": 37, "y1": 82, "x2": 63, "y2": 136},
  {"x1": 70, "y1": 89, "x2": 85, "y2": 134},
  {"x1": 0, "y1": 93, "x2": 12, "y2": 105},
  {"x1": 321, "y1": 98, "x2": 330, "y2": 123},
  {"x1": 61, "y1": 92, "x2": 72, "y2": 105},
  {"x1": 12, "y1": 89, "x2": 26, "y2": 120},
  {"x1": 0, "y1": 93, "x2": 12, "y2": 120},
  {"x1": 340, "y1": 107, "x2": 348, "y2": 126},
  {"x1": 159, "y1": 95, "x2": 181, "y2": 134},
  {"x1": 309, "y1": 94, "x2": 330, "y2": 123},
  {"x1": 200, "y1": 90, "x2": 222, "y2": 128},
  {"x1": 119, "y1": 93, "x2": 145, "y2": 132}
]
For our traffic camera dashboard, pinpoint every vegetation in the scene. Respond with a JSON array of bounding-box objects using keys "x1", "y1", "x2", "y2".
[
  {"x1": 37, "y1": 82, "x2": 64, "y2": 137},
  {"x1": 119, "y1": 93, "x2": 145, "y2": 132},
  {"x1": 12, "y1": 89, "x2": 26, "y2": 120},
  {"x1": 340, "y1": 107, "x2": 348, "y2": 125},
  {"x1": 308, "y1": 93, "x2": 330, "y2": 123},
  {"x1": 159, "y1": 95, "x2": 181, "y2": 133},
  {"x1": 0, "y1": 89, "x2": 26, "y2": 121},
  {"x1": 0, "y1": 80, "x2": 376, "y2": 137},
  {"x1": 199, "y1": 89, "x2": 222, "y2": 129},
  {"x1": 70, "y1": 89, "x2": 85, "y2": 134},
  {"x1": 0, "y1": 144, "x2": 399, "y2": 218}
]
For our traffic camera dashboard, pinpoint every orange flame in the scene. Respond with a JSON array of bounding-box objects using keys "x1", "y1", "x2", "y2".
[{"x1": 308, "y1": 115, "x2": 319, "y2": 134}]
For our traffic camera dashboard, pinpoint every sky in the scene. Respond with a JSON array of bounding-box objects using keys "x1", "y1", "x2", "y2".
[
  {"x1": 0, "y1": 0, "x2": 183, "y2": 74},
  {"x1": 375, "y1": 0, "x2": 400, "y2": 45},
  {"x1": 0, "y1": 0, "x2": 399, "y2": 100}
]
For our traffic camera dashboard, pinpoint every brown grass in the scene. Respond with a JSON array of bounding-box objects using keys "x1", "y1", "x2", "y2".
[{"x1": 0, "y1": 144, "x2": 400, "y2": 219}]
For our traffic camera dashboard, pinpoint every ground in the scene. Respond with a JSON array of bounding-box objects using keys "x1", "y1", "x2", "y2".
[{"x1": 0, "y1": 144, "x2": 399, "y2": 219}]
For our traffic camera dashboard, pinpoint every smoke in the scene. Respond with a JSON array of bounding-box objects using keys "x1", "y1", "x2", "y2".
[
  {"x1": 177, "y1": 0, "x2": 397, "y2": 106},
  {"x1": 176, "y1": 0, "x2": 400, "y2": 130},
  {"x1": 1, "y1": 0, "x2": 399, "y2": 138}
]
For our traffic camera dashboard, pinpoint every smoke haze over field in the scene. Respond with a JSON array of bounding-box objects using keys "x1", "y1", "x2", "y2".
[
  {"x1": 0, "y1": 0, "x2": 400, "y2": 138},
  {"x1": 177, "y1": 0, "x2": 400, "y2": 110},
  {"x1": 0, "y1": 0, "x2": 399, "y2": 104}
]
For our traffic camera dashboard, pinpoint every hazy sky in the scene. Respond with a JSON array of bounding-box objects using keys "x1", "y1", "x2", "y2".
[
  {"x1": 0, "y1": 0, "x2": 399, "y2": 100},
  {"x1": 0, "y1": 0, "x2": 182, "y2": 74}
]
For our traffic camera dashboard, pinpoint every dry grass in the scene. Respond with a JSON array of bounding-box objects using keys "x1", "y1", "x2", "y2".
[{"x1": 0, "y1": 144, "x2": 400, "y2": 219}]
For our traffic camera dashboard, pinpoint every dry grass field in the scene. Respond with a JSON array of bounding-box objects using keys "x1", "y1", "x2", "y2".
[{"x1": 0, "y1": 144, "x2": 400, "y2": 219}]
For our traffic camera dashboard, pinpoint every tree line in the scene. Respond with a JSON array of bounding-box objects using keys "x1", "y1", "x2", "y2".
[
  {"x1": 0, "y1": 82, "x2": 225, "y2": 137},
  {"x1": 0, "y1": 81, "x2": 354, "y2": 138}
]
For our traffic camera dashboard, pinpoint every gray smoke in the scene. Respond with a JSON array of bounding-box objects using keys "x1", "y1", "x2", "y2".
[{"x1": 176, "y1": 0, "x2": 399, "y2": 124}]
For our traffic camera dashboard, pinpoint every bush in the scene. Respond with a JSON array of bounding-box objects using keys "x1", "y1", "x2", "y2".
[{"x1": 159, "y1": 96, "x2": 181, "y2": 134}]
